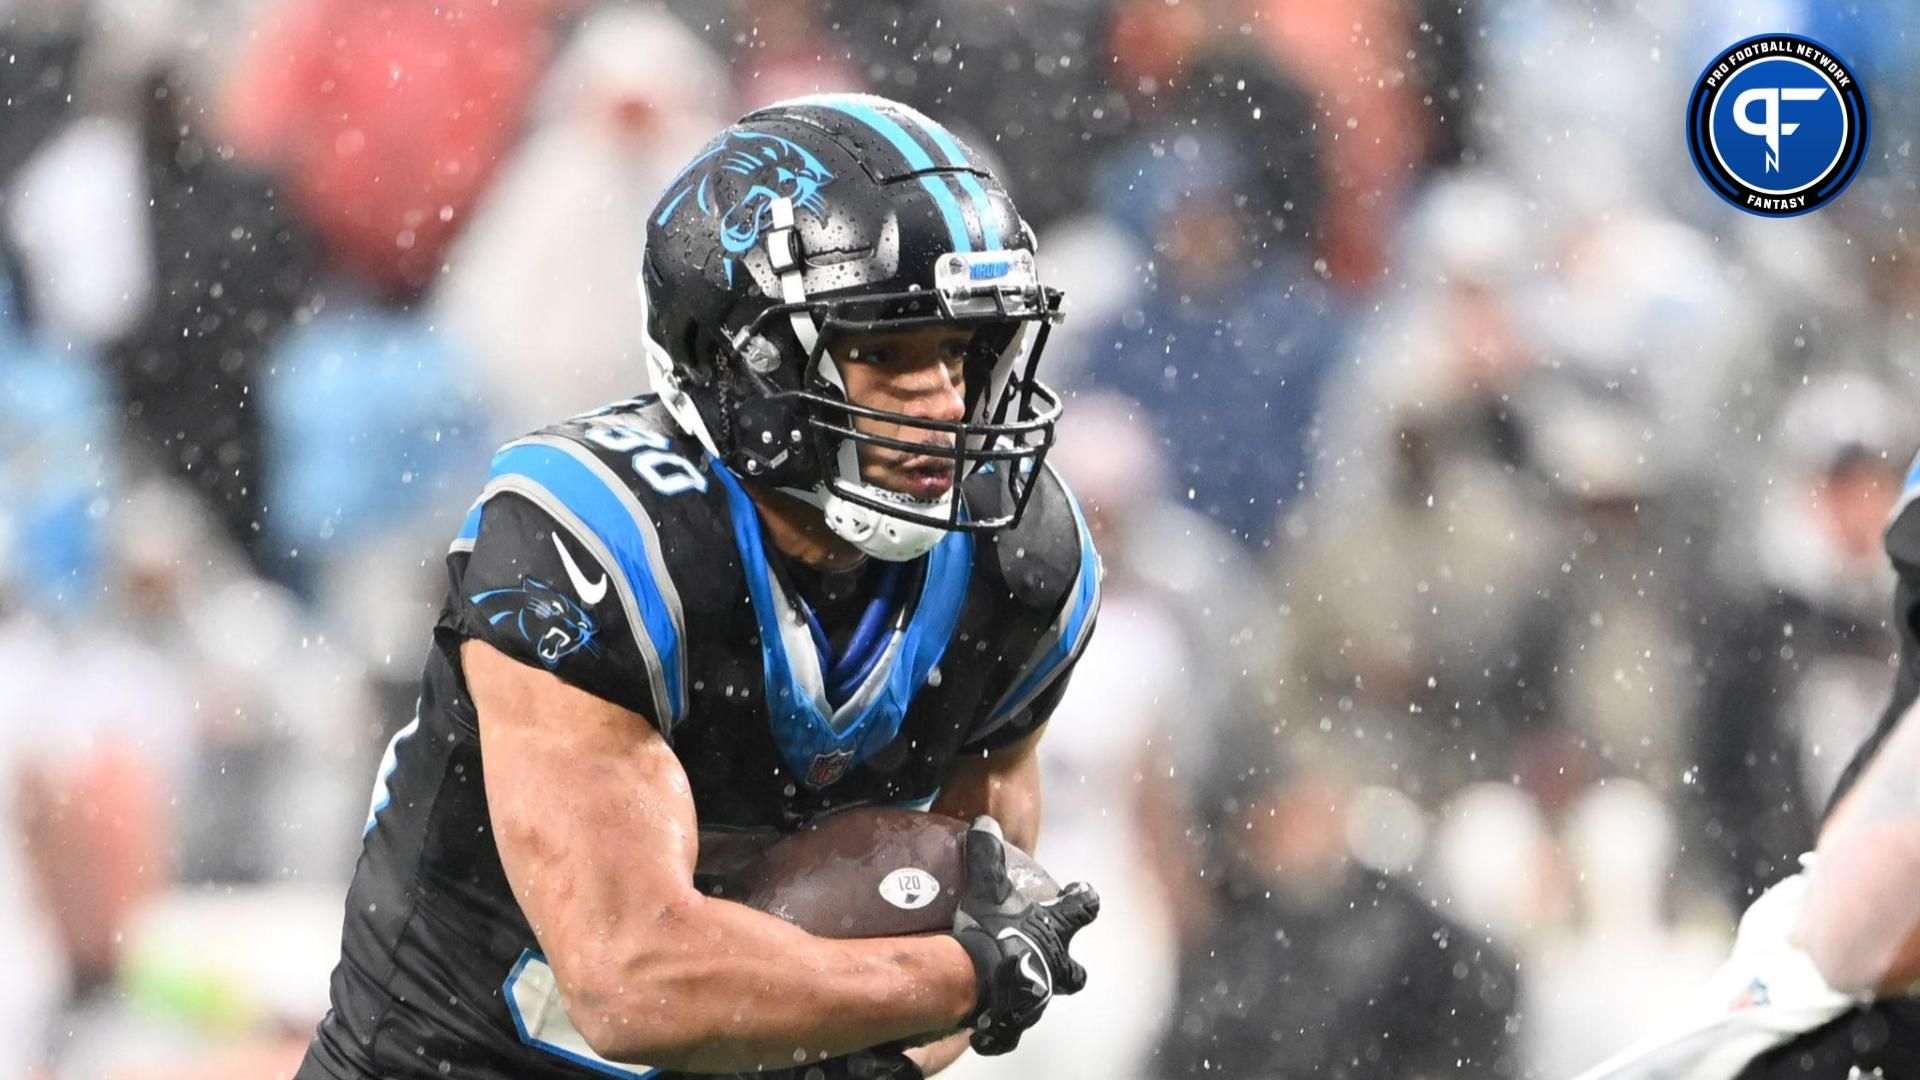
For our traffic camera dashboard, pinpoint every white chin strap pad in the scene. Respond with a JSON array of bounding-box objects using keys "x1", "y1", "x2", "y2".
[{"x1": 820, "y1": 487, "x2": 951, "y2": 562}]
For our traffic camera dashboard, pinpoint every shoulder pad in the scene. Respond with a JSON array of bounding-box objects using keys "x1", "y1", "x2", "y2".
[
  {"x1": 972, "y1": 463, "x2": 1091, "y2": 611},
  {"x1": 544, "y1": 397, "x2": 701, "y2": 453},
  {"x1": 449, "y1": 396, "x2": 712, "y2": 732},
  {"x1": 964, "y1": 462, "x2": 1103, "y2": 748},
  {"x1": 1890, "y1": 451, "x2": 1920, "y2": 572}
]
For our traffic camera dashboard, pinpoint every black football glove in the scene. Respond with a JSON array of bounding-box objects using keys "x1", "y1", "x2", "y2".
[{"x1": 949, "y1": 815, "x2": 1100, "y2": 1056}]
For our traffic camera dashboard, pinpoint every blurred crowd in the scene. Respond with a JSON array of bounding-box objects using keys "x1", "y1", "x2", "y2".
[{"x1": 2, "y1": 0, "x2": 1918, "y2": 1077}]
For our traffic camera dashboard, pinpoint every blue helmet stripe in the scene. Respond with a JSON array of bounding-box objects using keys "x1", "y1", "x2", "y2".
[
  {"x1": 485, "y1": 442, "x2": 686, "y2": 725},
  {"x1": 806, "y1": 95, "x2": 975, "y2": 253},
  {"x1": 901, "y1": 113, "x2": 1003, "y2": 250}
]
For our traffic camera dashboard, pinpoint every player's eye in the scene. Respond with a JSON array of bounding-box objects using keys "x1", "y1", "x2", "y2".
[{"x1": 846, "y1": 345, "x2": 891, "y2": 365}]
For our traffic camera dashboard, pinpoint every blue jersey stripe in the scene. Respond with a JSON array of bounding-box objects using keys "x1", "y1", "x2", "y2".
[
  {"x1": 903, "y1": 112, "x2": 1003, "y2": 250},
  {"x1": 1905, "y1": 449, "x2": 1920, "y2": 496},
  {"x1": 454, "y1": 501, "x2": 483, "y2": 546},
  {"x1": 487, "y1": 443, "x2": 685, "y2": 723},
  {"x1": 711, "y1": 459, "x2": 972, "y2": 787},
  {"x1": 807, "y1": 95, "x2": 975, "y2": 253}
]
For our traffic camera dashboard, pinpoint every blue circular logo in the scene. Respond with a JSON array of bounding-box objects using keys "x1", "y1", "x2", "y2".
[{"x1": 1687, "y1": 34, "x2": 1868, "y2": 217}]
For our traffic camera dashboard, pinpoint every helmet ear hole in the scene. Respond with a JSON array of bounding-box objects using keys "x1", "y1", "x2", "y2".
[{"x1": 680, "y1": 324, "x2": 710, "y2": 386}]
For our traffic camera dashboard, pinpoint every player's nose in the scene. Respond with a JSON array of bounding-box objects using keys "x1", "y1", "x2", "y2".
[{"x1": 898, "y1": 357, "x2": 966, "y2": 426}]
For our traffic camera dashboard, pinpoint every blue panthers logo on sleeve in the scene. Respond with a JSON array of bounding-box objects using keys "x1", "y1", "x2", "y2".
[
  {"x1": 653, "y1": 131, "x2": 834, "y2": 284},
  {"x1": 470, "y1": 577, "x2": 603, "y2": 666}
]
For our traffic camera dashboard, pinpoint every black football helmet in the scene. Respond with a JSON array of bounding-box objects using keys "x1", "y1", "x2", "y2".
[{"x1": 639, "y1": 93, "x2": 1064, "y2": 560}]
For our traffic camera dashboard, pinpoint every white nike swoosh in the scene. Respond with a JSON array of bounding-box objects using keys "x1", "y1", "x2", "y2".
[
  {"x1": 1017, "y1": 951, "x2": 1048, "y2": 997},
  {"x1": 551, "y1": 531, "x2": 608, "y2": 605},
  {"x1": 998, "y1": 928, "x2": 1053, "y2": 1000}
]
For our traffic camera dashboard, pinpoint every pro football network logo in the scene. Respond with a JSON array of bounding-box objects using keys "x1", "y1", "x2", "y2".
[{"x1": 1686, "y1": 33, "x2": 1868, "y2": 217}]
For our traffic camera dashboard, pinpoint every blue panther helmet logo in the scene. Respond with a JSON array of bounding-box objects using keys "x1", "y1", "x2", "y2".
[
  {"x1": 653, "y1": 131, "x2": 834, "y2": 284},
  {"x1": 470, "y1": 577, "x2": 602, "y2": 666}
]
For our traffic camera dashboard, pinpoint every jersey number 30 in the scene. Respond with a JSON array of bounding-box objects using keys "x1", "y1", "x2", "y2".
[{"x1": 582, "y1": 420, "x2": 707, "y2": 496}]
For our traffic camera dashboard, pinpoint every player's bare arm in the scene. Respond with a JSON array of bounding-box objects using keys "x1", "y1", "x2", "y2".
[
  {"x1": 1796, "y1": 695, "x2": 1920, "y2": 994},
  {"x1": 936, "y1": 725, "x2": 1045, "y2": 853},
  {"x1": 470, "y1": 638, "x2": 975, "y2": 1070}
]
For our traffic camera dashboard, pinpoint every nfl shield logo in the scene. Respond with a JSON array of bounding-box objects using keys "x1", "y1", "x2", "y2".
[{"x1": 806, "y1": 750, "x2": 855, "y2": 787}]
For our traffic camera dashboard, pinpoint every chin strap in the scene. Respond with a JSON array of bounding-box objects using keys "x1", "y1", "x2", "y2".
[
  {"x1": 766, "y1": 196, "x2": 820, "y2": 361},
  {"x1": 637, "y1": 268, "x2": 722, "y2": 460},
  {"x1": 776, "y1": 481, "x2": 951, "y2": 562}
]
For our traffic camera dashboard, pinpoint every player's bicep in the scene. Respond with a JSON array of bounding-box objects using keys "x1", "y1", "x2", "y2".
[{"x1": 466, "y1": 638, "x2": 699, "y2": 995}]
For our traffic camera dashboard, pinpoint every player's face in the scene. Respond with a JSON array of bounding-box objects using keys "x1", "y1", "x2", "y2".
[{"x1": 830, "y1": 324, "x2": 972, "y2": 502}]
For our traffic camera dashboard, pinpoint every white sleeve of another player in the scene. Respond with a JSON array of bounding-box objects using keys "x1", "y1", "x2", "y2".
[{"x1": 1571, "y1": 865, "x2": 1861, "y2": 1080}]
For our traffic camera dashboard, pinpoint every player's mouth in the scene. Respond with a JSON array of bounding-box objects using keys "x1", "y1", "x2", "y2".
[{"x1": 896, "y1": 455, "x2": 956, "y2": 499}]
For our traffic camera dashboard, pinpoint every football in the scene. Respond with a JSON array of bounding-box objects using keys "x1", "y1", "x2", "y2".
[{"x1": 711, "y1": 808, "x2": 1059, "y2": 938}]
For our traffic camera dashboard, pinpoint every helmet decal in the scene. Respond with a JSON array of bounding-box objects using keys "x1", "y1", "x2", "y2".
[
  {"x1": 653, "y1": 131, "x2": 835, "y2": 284},
  {"x1": 795, "y1": 92, "x2": 1002, "y2": 250}
]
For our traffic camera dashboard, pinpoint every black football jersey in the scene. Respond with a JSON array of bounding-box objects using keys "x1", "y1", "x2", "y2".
[{"x1": 296, "y1": 398, "x2": 1101, "y2": 1080}]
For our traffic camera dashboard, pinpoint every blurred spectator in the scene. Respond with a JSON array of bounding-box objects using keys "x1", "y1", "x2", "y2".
[
  {"x1": 1517, "y1": 375, "x2": 1696, "y2": 799},
  {"x1": 1687, "y1": 375, "x2": 1912, "y2": 907},
  {"x1": 0, "y1": 263, "x2": 115, "y2": 611},
  {"x1": 437, "y1": 3, "x2": 729, "y2": 434},
  {"x1": 1276, "y1": 400, "x2": 1561, "y2": 805},
  {"x1": 108, "y1": 66, "x2": 318, "y2": 562},
  {"x1": 821, "y1": 0, "x2": 1121, "y2": 228},
  {"x1": 257, "y1": 297, "x2": 491, "y2": 735},
  {"x1": 1308, "y1": 170, "x2": 1538, "y2": 525},
  {"x1": 1081, "y1": 133, "x2": 1344, "y2": 550},
  {"x1": 1106, "y1": 0, "x2": 1326, "y2": 247},
  {"x1": 1475, "y1": 1, "x2": 1691, "y2": 234},
  {"x1": 0, "y1": 602, "x2": 86, "y2": 1079},
  {"x1": 724, "y1": 0, "x2": 862, "y2": 109},
  {"x1": 1155, "y1": 732, "x2": 1523, "y2": 1079},
  {"x1": 1252, "y1": 0, "x2": 1445, "y2": 287},
  {"x1": 2, "y1": 3, "x2": 314, "y2": 563},
  {"x1": 0, "y1": 7, "x2": 83, "y2": 195},
  {"x1": 222, "y1": 0, "x2": 568, "y2": 298},
  {"x1": 260, "y1": 302, "x2": 490, "y2": 583},
  {"x1": 1048, "y1": 395, "x2": 1290, "y2": 965},
  {"x1": 1521, "y1": 781, "x2": 1727, "y2": 1078}
]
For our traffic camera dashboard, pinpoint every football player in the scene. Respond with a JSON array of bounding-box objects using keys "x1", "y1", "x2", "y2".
[
  {"x1": 1575, "y1": 450, "x2": 1920, "y2": 1080},
  {"x1": 295, "y1": 94, "x2": 1102, "y2": 1080}
]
